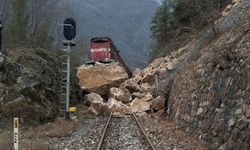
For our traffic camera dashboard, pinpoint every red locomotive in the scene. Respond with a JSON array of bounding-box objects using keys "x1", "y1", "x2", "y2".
[{"x1": 88, "y1": 37, "x2": 132, "y2": 77}]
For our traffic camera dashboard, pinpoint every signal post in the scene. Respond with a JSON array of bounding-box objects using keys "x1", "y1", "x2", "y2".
[{"x1": 61, "y1": 18, "x2": 76, "y2": 120}]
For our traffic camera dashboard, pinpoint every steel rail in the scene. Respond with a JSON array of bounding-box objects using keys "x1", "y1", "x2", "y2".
[
  {"x1": 132, "y1": 113, "x2": 157, "y2": 150},
  {"x1": 97, "y1": 113, "x2": 112, "y2": 150}
]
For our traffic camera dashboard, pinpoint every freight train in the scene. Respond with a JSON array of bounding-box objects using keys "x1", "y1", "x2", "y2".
[{"x1": 88, "y1": 37, "x2": 132, "y2": 77}]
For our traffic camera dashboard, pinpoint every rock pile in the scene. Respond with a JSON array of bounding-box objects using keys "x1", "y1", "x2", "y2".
[{"x1": 79, "y1": 53, "x2": 184, "y2": 116}]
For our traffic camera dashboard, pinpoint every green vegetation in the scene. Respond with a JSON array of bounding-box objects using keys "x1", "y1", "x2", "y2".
[
  {"x1": 150, "y1": 0, "x2": 230, "y2": 61},
  {"x1": 150, "y1": 0, "x2": 171, "y2": 60},
  {"x1": 30, "y1": 23, "x2": 54, "y2": 49},
  {"x1": 151, "y1": 1, "x2": 170, "y2": 44}
]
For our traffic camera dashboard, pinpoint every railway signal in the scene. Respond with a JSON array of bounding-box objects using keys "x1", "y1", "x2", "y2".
[
  {"x1": 63, "y1": 18, "x2": 76, "y2": 41},
  {"x1": 60, "y1": 18, "x2": 76, "y2": 120}
]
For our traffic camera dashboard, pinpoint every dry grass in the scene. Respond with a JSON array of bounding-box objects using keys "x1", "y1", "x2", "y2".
[
  {"x1": 0, "y1": 131, "x2": 12, "y2": 150},
  {"x1": 17, "y1": 118, "x2": 78, "y2": 149},
  {"x1": 0, "y1": 110, "x2": 82, "y2": 150},
  {"x1": 43, "y1": 118, "x2": 78, "y2": 138},
  {"x1": 21, "y1": 118, "x2": 78, "y2": 139},
  {"x1": 20, "y1": 140, "x2": 54, "y2": 150}
]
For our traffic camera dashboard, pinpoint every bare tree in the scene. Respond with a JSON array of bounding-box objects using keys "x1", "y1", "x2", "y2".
[
  {"x1": 27, "y1": 0, "x2": 59, "y2": 35},
  {"x1": 0, "y1": 0, "x2": 10, "y2": 25}
]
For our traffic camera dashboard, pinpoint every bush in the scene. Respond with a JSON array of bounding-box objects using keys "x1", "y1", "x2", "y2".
[
  {"x1": 173, "y1": 0, "x2": 230, "y2": 28},
  {"x1": 30, "y1": 23, "x2": 54, "y2": 49}
]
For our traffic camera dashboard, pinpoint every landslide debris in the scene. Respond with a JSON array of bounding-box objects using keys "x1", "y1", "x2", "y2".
[
  {"x1": 79, "y1": 53, "x2": 181, "y2": 116},
  {"x1": 78, "y1": 1, "x2": 250, "y2": 149}
]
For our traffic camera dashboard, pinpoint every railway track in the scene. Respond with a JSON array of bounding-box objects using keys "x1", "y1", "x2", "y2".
[{"x1": 97, "y1": 113, "x2": 156, "y2": 150}]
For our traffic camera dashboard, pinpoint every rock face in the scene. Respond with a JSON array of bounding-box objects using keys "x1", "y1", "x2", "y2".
[
  {"x1": 77, "y1": 62, "x2": 128, "y2": 96},
  {"x1": 166, "y1": 6, "x2": 250, "y2": 149},
  {"x1": 109, "y1": 87, "x2": 132, "y2": 103},
  {"x1": 0, "y1": 49, "x2": 64, "y2": 123}
]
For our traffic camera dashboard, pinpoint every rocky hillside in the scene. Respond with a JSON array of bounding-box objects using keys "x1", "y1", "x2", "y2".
[
  {"x1": 148, "y1": 1, "x2": 250, "y2": 149},
  {"x1": 0, "y1": 48, "x2": 81, "y2": 124},
  {"x1": 168, "y1": 5, "x2": 250, "y2": 150}
]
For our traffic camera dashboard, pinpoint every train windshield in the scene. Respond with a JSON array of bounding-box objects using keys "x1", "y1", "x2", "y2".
[
  {"x1": 91, "y1": 38, "x2": 110, "y2": 49},
  {"x1": 90, "y1": 38, "x2": 112, "y2": 61}
]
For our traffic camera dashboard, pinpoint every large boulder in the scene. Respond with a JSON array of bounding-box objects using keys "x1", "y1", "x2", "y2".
[
  {"x1": 83, "y1": 93, "x2": 103, "y2": 106},
  {"x1": 109, "y1": 87, "x2": 132, "y2": 103},
  {"x1": 131, "y1": 96, "x2": 152, "y2": 113},
  {"x1": 77, "y1": 62, "x2": 128, "y2": 96},
  {"x1": 151, "y1": 96, "x2": 165, "y2": 111},
  {"x1": 0, "y1": 48, "x2": 69, "y2": 124},
  {"x1": 120, "y1": 75, "x2": 142, "y2": 93},
  {"x1": 84, "y1": 93, "x2": 111, "y2": 116},
  {"x1": 88, "y1": 102, "x2": 111, "y2": 116},
  {"x1": 107, "y1": 98, "x2": 130, "y2": 116}
]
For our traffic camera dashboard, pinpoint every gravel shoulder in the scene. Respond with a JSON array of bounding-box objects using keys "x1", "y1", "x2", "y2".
[
  {"x1": 137, "y1": 112, "x2": 207, "y2": 150},
  {"x1": 0, "y1": 105, "x2": 207, "y2": 150},
  {"x1": 52, "y1": 107, "x2": 207, "y2": 150}
]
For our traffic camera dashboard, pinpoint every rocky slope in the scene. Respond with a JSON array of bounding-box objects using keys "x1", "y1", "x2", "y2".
[
  {"x1": 167, "y1": 5, "x2": 250, "y2": 149},
  {"x1": 0, "y1": 48, "x2": 79, "y2": 125},
  {"x1": 150, "y1": 1, "x2": 250, "y2": 149}
]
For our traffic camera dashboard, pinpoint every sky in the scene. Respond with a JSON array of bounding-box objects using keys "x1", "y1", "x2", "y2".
[{"x1": 154, "y1": 0, "x2": 162, "y2": 4}]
